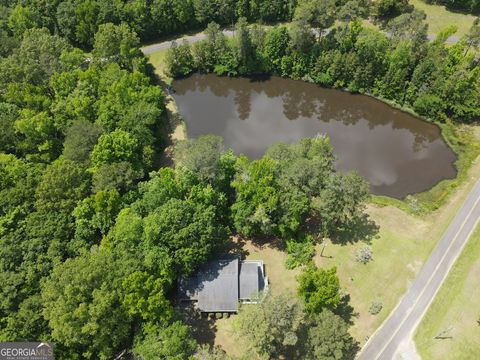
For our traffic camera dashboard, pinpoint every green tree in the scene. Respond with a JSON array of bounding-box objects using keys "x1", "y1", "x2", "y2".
[
  {"x1": 63, "y1": 120, "x2": 103, "y2": 162},
  {"x1": 313, "y1": 172, "x2": 369, "y2": 235},
  {"x1": 41, "y1": 248, "x2": 135, "y2": 359},
  {"x1": 90, "y1": 129, "x2": 140, "y2": 170},
  {"x1": 233, "y1": 294, "x2": 305, "y2": 358},
  {"x1": 298, "y1": 265, "x2": 341, "y2": 313},
  {"x1": 92, "y1": 22, "x2": 142, "y2": 70},
  {"x1": 35, "y1": 159, "x2": 89, "y2": 213},
  {"x1": 194, "y1": 344, "x2": 230, "y2": 360},
  {"x1": 7, "y1": 5, "x2": 41, "y2": 39},
  {"x1": 192, "y1": 22, "x2": 229, "y2": 72},
  {"x1": 338, "y1": 0, "x2": 370, "y2": 22},
  {"x1": 0, "y1": 103, "x2": 19, "y2": 153},
  {"x1": 372, "y1": 0, "x2": 412, "y2": 21},
  {"x1": 174, "y1": 135, "x2": 225, "y2": 184},
  {"x1": 14, "y1": 109, "x2": 58, "y2": 159},
  {"x1": 165, "y1": 40, "x2": 194, "y2": 77},
  {"x1": 465, "y1": 18, "x2": 480, "y2": 53},
  {"x1": 101, "y1": 208, "x2": 144, "y2": 252},
  {"x1": 56, "y1": 1, "x2": 78, "y2": 43},
  {"x1": 133, "y1": 321, "x2": 197, "y2": 360},
  {"x1": 122, "y1": 271, "x2": 172, "y2": 324},
  {"x1": 92, "y1": 161, "x2": 143, "y2": 193},
  {"x1": 231, "y1": 156, "x2": 280, "y2": 237},
  {"x1": 72, "y1": 189, "x2": 123, "y2": 244},
  {"x1": 263, "y1": 26, "x2": 290, "y2": 72},
  {"x1": 75, "y1": 0, "x2": 101, "y2": 47},
  {"x1": 234, "y1": 17, "x2": 256, "y2": 73},
  {"x1": 306, "y1": 309, "x2": 358, "y2": 360},
  {"x1": 294, "y1": 0, "x2": 336, "y2": 33},
  {"x1": 143, "y1": 194, "x2": 229, "y2": 275}
]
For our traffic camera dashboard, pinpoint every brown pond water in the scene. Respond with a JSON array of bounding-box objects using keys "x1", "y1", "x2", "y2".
[{"x1": 172, "y1": 74, "x2": 457, "y2": 198}]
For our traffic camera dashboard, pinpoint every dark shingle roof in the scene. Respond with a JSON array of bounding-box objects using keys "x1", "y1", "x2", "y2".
[
  {"x1": 239, "y1": 261, "x2": 260, "y2": 300},
  {"x1": 179, "y1": 258, "x2": 239, "y2": 312},
  {"x1": 197, "y1": 258, "x2": 239, "y2": 312},
  {"x1": 178, "y1": 258, "x2": 265, "y2": 312}
]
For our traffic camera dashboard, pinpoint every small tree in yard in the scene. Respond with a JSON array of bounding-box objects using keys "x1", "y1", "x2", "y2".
[
  {"x1": 305, "y1": 309, "x2": 359, "y2": 360},
  {"x1": 297, "y1": 265, "x2": 341, "y2": 314},
  {"x1": 233, "y1": 294, "x2": 304, "y2": 359},
  {"x1": 285, "y1": 234, "x2": 316, "y2": 269}
]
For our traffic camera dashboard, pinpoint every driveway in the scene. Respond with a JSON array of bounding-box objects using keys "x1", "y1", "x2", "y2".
[{"x1": 141, "y1": 30, "x2": 234, "y2": 55}]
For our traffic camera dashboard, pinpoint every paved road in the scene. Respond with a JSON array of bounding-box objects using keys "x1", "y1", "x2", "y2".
[
  {"x1": 141, "y1": 29, "x2": 459, "y2": 55},
  {"x1": 141, "y1": 30, "x2": 234, "y2": 55},
  {"x1": 358, "y1": 178, "x2": 480, "y2": 360}
]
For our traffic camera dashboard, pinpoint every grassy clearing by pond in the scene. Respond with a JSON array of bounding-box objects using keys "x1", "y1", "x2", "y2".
[
  {"x1": 147, "y1": 48, "x2": 171, "y2": 82},
  {"x1": 414, "y1": 224, "x2": 480, "y2": 359},
  {"x1": 410, "y1": 0, "x2": 476, "y2": 38}
]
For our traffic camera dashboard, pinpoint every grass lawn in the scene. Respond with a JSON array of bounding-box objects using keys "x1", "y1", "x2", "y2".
[
  {"x1": 410, "y1": 0, "x2": 476, "y2": 38},
  {"x1": 414, "y1": 224, "x2": 480, "y2": 359},
  {"x1": 147, "y1": 48, "x2": 170, "y2": 81},
  {"x1": 316, "y1": 156, "x2": 480, "y2": 345}
]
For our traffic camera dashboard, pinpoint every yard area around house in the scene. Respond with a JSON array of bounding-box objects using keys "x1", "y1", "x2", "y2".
[
  {"x1": 409, "y1": 0, "x2": 476, "y2": 38},
  {"x1": 184, "y1": 156, "x2": 480, "y2": 357},
  {"x1": 145, "y1": 44, "x2": 480, "y2": 356},
  {"x1": 414, "y1": 223, "x2": 480, "y2": 359}
]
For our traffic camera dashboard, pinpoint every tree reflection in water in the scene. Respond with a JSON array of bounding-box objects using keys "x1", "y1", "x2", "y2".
[{"x1": 172, "y1": 74, "x2": 457, "y2": 198}]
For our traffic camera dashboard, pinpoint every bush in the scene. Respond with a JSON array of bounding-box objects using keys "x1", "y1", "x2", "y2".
[
  {"x1": 298, "y1": 265, "x2": 341, "y2": 313},
  {"x1": 413, "y1": 93, "x2": 445, "y2": 119},
  {"x1": 285, "y1": 235, "x2": 316, "y2": 269},
  {"x1": 369, "y1": 300, "x2": 383, "y2": 315},
  {"x1": 165, "y1": 40, "x2": 194, "y2": 78},
  {"x1": 355, "y1": 246, "x2": 373, "y2": 264}
]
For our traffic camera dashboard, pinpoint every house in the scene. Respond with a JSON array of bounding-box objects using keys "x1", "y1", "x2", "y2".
[{"x1": 178, "y1": 257, "x2": 268, "y2": 313}]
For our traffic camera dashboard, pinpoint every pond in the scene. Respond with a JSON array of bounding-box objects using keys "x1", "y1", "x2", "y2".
[{"x1": 172, "y1": 74, "x2": 457, "y2": 198}]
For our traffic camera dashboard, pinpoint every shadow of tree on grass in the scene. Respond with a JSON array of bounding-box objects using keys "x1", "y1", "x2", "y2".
[
  {"x1": 180, "y1": 304, "x2": 218, "y2": 347},
  {"x1": 330, "y1": 213, "x2": 380, "y2": 245},
  {"x1": 335, "y1": 293, "x2": 359, "y2": 326}
]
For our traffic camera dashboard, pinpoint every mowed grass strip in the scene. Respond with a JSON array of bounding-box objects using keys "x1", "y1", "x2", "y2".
[
  {"x1": 147, "y1": 48, "x2": 170, "y2": 80},
  {"x1": 414, "y1": 223, "x2": 480, "y2": 360},
  {"x1": 410, "y1": 0, "x2": 476, "y2": 38}
]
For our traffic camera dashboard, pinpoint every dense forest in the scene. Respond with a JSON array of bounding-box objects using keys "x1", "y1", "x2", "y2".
[
  {"x1": 0, "y1": 0, "x2": 478, "y2": 359},
  {"x1": 0, "y1": 1, "x2": 370, "y2": 358},
  {"x1": 0, "y1": 0, "x2": 298, "y2": 49},
  {"x1": 0, "y1": 0, "x2": 421, "y2": 51},
  {"x1": 166, "y1": 9, "x2": 480, "y2": 123}
]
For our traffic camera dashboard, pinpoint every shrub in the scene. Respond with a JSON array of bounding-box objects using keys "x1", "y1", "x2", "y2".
[
  {"x1": 413, "y1": 93, "x2": 445, "y2": 119},
  {"x1": 369, "y1": 300, "x2": 383, "y2": 315},
  {"x1": 285, "y1": 235, "x2": 315, "y2": 269},
  {"x1": 355, "y1": 246, "x2": 373, "y2": 264},
  {"x1": 298, "y1": 265, "x2": 341, "y2": 313},
  {"x1": 165, "y1": 40, "x2": 194, "y2": 78}
]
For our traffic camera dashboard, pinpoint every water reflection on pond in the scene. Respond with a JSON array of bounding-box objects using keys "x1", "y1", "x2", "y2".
[{"x1": 172, "y1": 74, "x2": 457, "y2": 198}]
